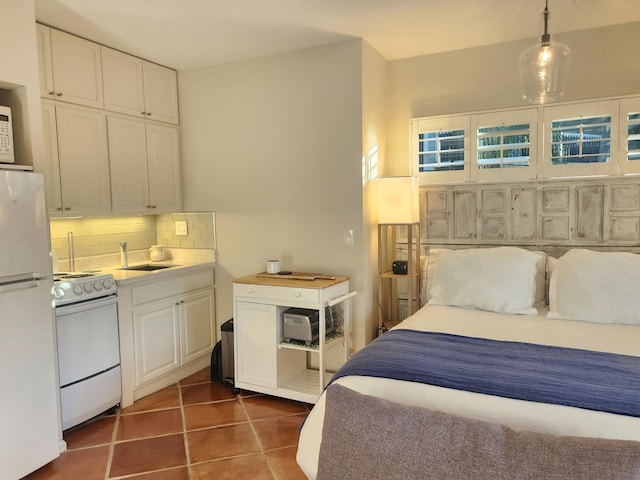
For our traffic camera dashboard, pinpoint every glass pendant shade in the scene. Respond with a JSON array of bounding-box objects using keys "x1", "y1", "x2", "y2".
[{"x1": 519, "y1": 40, "x2": 571, "y2": 104}]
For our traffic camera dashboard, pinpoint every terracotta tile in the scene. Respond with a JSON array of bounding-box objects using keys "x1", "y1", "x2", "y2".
[
  {"x1": 23, "y1": 445, "x2": 109, "y2": 480},
  {"x1": 184, "y1": 399, "x2": 247, "y2": 431},
  {"x1": 117, "y1": 408, "x2": 183, "y2": 441},
  {"x1": 242, "y1": 395, "x2": 309, "y2": 420},
  {"x1": 187, "y1": 424, "x2": 260, "y2": 463},
  {"x1": 122, "y1": 386, "x2": 180, "y2": 414},
  {"x1": 120, "y1": 466, "x2": 190, "y2": 480},
  {"x1": 180, "y1": 368, "x2": 211, "y2": 386},
  {"x1": 253, "y1": 414, "x2": 306, "y2": 451},
  {"x1": 63, "y1": 415, "x2": 116, "y2": 449},
  {"x1": 266, "y1": 446, "x2": 308, "y2": 480},
  {"x1": 181, "y1": 381, "x2": 237, "y2": 405},
  {"x1": 109, "y1": 434, "x2": 186, "y2": 477},
  {"x1": 191, "y1": 454, "x2": 273, "y2": 480}
]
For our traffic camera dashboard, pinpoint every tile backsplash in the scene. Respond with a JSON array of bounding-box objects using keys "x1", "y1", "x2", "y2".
[{"x1": 50, "y1": 213, "x2": 215, "y2": 262}]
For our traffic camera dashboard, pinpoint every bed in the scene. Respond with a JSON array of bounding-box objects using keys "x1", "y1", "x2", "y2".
[{"x1": 296, "y1": 247, "x2": 640, "y2": 479}]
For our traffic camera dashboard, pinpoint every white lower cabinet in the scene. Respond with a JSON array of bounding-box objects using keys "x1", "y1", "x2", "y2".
[
  {"x1": 233, "y1": 274, "x2": 355, "y2": 404},
  {"x1": 133, "y1": 298, "x2": 181, "y2": 385},
  {"x1": 118, "y1": 268, "x2": 215, "y2": 407}
]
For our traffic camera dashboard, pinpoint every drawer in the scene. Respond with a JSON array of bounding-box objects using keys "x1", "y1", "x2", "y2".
[
  {"x1": 133, "y1": 269, "x2": 214, "y2": 306},
  {"x1": 233, "y1": 283, "x2": 320, "y2": 304}
]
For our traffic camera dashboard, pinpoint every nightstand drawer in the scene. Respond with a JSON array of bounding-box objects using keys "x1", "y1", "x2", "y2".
[{"x1": 233, "y1": 283, "x2": 319, "y2": 304}]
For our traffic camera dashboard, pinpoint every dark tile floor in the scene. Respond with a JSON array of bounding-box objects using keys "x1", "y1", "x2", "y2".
[{"x1": 24, "y1": 369, "x2": 310, "y2": 479}]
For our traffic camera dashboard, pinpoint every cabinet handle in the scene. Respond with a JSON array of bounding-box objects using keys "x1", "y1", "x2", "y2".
[
  {"x1": 141, "y1": 111, "x2": 146, "y2": 115},
  {"x1": 146, "y1": 205, "x2": 152, "y2": 209},
  {"x1": 57, "y1": 206, "x2": 63, "y2": 211},
  {"x1": 48, "y1": 91, "x2": 55, "y2": 95},
  {"x1": 64, "y1": 207, "x2": 71, "y2": 211},
  {"x1": 56, "y1": 92, "x2": 63, "y2": 97},
  {"x1": 146, "y1": 112, "x2": 152, "y2": 116}
]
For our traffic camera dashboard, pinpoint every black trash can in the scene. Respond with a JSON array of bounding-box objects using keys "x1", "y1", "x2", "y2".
[{"x1": 220, "y1": 318, "x2": 236, "y2": 391}]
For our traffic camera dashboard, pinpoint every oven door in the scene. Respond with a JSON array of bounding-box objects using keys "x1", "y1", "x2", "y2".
[{"x1": 55, "y1": 295, "x2": 120, "y2": 387}]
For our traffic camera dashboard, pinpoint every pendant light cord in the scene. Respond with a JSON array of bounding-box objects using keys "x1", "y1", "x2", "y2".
[{"x1": 541, "y1": 0, "x2": 551, "y2": 45}]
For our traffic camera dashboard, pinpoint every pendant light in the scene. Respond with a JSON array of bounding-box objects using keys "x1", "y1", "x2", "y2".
[{"x1": 518, "y1": 0, "x2": 571, "y2": 104}]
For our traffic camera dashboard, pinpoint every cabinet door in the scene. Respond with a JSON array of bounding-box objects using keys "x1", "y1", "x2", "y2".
[
  {"x1": 102, "y1": 47, "x2": 146, "y2": 118},
  {"x1": 235, "y1": 302, "x2": 277, "y2": 388},
  {"x1": 108, "y1": 116, "x2": 151, "y2": 213},
  {"x1": 133, "y1": 300, "x2": 180, "y2": 386},
  {"x1": 36, "y1": 24, "x2": 54, "y2": 99},
  {"x1": 39, "y1": 102, "x2": 63, "y2": 214},
  {"x1": 55, "y1": 105, "x2": 111, "y2": 215},
  {"x1": 142, "y1": 61, "x2": 179, "y2": 124},
  {"x1": 50, "y1": 29, "x2": 103, "y2": 108},
  {"x1": 146, "y1": 123, "x2": 181, "y2": 212},
  {"x1": 180, "y1": 289, "x2": 215, "y2": 364}
]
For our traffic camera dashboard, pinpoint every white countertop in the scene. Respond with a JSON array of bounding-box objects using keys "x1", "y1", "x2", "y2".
[{"x1": 98, "y1": 260, "x2": 215, "y2": 286}]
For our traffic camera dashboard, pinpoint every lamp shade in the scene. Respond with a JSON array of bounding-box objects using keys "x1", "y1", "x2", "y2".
[{"x1": 377, "y1": 176, "x2": 419, "y2": 224}]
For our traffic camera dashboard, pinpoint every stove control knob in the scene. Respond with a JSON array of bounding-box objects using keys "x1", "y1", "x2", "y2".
[
  {"x1": 54, "y1": 287, "x2": 64, "y2": 299},
  {"x1": 83, "y1": 283, "x2": 93, "y2": 294},
  {"x1": 73, "y1": 285, "x2": 84, "y2": 296},
  {"x1": 93, "y1": 281, "x2": 103, "y2": 291},
  {"x1": 103, "y1": 280, "x2": 113, "y2": 290}
]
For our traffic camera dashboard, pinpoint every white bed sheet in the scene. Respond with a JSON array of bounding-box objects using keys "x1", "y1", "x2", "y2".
[{"x1": 296, "y1": 305, "x2": 640, "y2": 480}]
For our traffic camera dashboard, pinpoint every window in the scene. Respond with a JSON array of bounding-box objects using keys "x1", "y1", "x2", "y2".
[
  {"x1": 551, "y1": 116, "x2": 611, "y2": 165},
  {"x1": 542, "y1": 100, "x2": 618, "y2": 178},
  {"x1": 418, "y1": 129, "x2": 465, "y2": 172},
  {"x1": 619, "y1": 97, "x2": 640, "y2": 175},
  {"x1": 477, "y1": 124, "x2": 530, "y2": 169},
  {"x1": 413, "y1": 97, "x2": 633, "y2": 184},
  {"x1": 628, "y1": 112, "x2": 640, "y2": 161},
  {"x1": 411, "y1": 115, "x2": 470, "y2": 183}
]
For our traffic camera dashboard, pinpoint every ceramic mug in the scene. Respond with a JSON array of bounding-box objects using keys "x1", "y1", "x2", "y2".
[
  {"x1": 267, "y1": 259, "x2": 280, "y2": 274},
  {"x1": 149, "y1": 245, "x2": 165, "y2": 262}
]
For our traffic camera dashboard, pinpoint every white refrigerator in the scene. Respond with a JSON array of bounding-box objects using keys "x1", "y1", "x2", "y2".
[{"x1": 0, "y1": 170, "x2": 61, "y2": 479}]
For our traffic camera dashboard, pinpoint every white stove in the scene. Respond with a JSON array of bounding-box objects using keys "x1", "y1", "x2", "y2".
[
  {"x1": 53, "y1": 272, "x2": 117, "y2": 306},
  {"x1": 53, "y1": 271, "x2": 121, "y2": 430}
]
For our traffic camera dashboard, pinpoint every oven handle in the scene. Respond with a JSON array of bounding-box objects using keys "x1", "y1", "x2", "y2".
[{"x1": 55, "y1": 294, "x2": 117, "y2": 316}]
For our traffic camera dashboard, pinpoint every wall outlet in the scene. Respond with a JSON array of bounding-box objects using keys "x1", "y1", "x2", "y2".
[{"x1": 175, "y1": 220, "x2": 188, "y2": 236}]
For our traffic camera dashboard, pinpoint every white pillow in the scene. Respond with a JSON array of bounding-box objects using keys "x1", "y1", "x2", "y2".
[
  {"x1": 427, "y1": 247, "x2": 540, "y2": 315},
  {"x1": 425, "y1": 248, "x2": 546, "y2": 307},
  {"x1": 548, "y1": 249, "x2": 640, "y2": 325}
]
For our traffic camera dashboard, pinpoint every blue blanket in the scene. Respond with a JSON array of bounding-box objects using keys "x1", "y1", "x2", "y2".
[{"x1": 329, "y1": 330, "x2": 640, "y2": 418}]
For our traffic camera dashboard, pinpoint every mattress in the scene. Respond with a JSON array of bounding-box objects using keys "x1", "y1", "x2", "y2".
[{"x1": 296, "y1": 304, "x2": 640, "y2": 480}]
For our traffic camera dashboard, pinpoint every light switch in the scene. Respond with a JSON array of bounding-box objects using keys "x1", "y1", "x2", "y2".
[
  {"x1": 344, "y1": 229, "x2": 354, "y2": 247},
  {"x1": 175, "y1": 220, "x2": 188, "y2": 236}
]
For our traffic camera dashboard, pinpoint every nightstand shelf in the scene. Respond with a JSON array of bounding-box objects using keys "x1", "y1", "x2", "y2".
[{"x1": 378, "y1": 223, "x2": 421, "y2": 333}]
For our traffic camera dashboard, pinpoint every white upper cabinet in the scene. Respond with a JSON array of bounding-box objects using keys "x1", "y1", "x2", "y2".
[
  {"x1": 108, "y1": 115, "x2": 181, "y2": 213},
  {"x1": 102, "y1": 47, "x2": 179, "y2": 124},
  {"x1": 40, "y1": 102, "x2": 111, "y2": 216},
  {"x1": 37, "y1": 25, "x2": 104, "y2": 109}
]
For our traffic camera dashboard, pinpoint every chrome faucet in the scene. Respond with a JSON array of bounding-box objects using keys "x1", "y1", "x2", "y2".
[
  {"x1": 120, "y1": 242, "x2": 128, "y2": 267},
  {"x1": 67, "y1": 232, "x2": 75, "y2": 272}
]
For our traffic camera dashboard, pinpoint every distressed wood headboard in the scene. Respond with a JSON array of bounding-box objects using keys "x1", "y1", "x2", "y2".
[{"x1": 419, "y1": 176, "x2": 640, "y2": 253}]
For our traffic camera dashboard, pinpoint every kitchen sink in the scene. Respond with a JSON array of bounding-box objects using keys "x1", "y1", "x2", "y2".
[{"x1": 119, "y1": 264, "x2": 177, "y2": 271}]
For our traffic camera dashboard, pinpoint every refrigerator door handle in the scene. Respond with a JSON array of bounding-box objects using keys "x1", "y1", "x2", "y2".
[{"x1": 0, "y1": 273, "x2": 42, "y2": 295}]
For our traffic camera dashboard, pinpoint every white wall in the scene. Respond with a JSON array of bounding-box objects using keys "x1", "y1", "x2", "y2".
[
  {"x1": 178, "y1": 40, "x2": 372, "y2": 349},
  {"x1": 385, "y1": 21, "x2": 640, "y2": 176}
]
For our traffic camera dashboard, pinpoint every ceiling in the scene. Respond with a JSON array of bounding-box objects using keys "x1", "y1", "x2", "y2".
[{"x1": 34, "y1": 0, "x2": 640, "y2": 70}]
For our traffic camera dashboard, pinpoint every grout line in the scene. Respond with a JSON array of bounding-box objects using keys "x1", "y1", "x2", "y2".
[
  {"x1": 178, "y1": 381, "x2": 193, "y2": 479},
  {"x1": 237, "y1": 395, "x2": 278, "y2": 480},
  {"x1": 104, "y1": 409, "x2": 121, "y2": 480}
]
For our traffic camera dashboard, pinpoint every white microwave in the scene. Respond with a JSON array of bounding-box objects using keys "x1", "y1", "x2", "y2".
[{"x1": 0, "y1": 105, "x2": 14, "y2": 163}]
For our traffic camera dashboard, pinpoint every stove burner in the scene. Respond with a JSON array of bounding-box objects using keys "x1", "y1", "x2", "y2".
[{"x1": 54, "y1": 272, "x2": 96, "y2": 281}]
